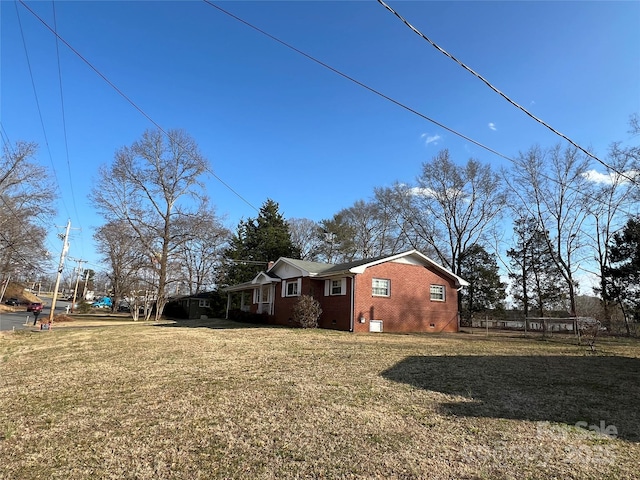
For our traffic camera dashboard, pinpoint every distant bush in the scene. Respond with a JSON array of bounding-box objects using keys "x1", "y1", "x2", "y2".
[
  {"x1": 76, "y1": 302, "x2": 91, "y2": 314},
  {"x1": 293, "y1": 295, "x2": 322, "y2": 329}
]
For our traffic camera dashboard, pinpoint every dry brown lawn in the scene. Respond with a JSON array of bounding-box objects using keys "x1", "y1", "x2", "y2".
[{"x1": 1, "y1": 319, "x2": 639, "y2": 479}]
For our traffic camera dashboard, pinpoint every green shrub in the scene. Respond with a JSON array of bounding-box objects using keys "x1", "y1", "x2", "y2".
[
  {"x1": 293, "y1": 295, "x2": 322, "y2": 329},
  {"x1": 76, "y1": 302, "x2": 91, "y2": 314}
]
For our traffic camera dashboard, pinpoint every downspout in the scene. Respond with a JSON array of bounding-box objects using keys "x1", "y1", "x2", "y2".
[
  {"x1": 225, "y1": 292, "x2": 231, "y2": 319},
  {"x1": 350, "y1": 275, "x2": 356, "y2": 333}
]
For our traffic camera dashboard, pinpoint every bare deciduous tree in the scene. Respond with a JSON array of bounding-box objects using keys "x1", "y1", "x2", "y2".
[
  {"x1": 287, "y1": 218, "x2": 323, "y2": 261},
  {"x1": 337, "y1": 199, "x2": 407, "y2": 259},
  {"x1": 0, "y1": 141, "x2": 55, "y2": 277},
  {"x1": 91, "y1": 129, "x2": 209, "y2": 320},
  {"x1": 376, "y1": 150, "x2": 507, "y2": 278},
  {"x1": 510, "y1": 144, "x2": 592, "y2": 317},
  {"x1": 173, "y1": 203, "x2": 230, "y2": 295},
  {"x1": 584, "y1": 144, "x2": 637, "y2": 328},
  {"x1": 94, "y1": 220, "x2": 147, "y2": 314}
]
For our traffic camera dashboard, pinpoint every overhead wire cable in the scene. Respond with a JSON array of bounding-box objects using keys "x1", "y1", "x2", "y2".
[
  {"x1": 13, "y1": 0, "x2": 72, "y2": 220},
  {"x1": 376, "y1": 0, "x2": 638, "y2": 186},
  {"x1": 18, "y1": 0, "x2": 259, "y2": 214},
  {"x1": 16, "y1": 1, "x2": 637, "y2": 229},
  {"x1": 201, "y1": 0, "x2": 513, "y2": 164},
  {"x1": 51, "y1": 0, "x2": 85, "y2": 254},
  {"x1": 201, "y1": 1, "x2": 639, "y2": 220}
]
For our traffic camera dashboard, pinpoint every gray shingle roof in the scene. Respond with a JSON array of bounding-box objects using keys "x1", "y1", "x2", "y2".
[
  {"x1": 320, "y1": 254, "x2": 392, "y2": 274},
  {"x1": 227, "y1": 250, "x2": 467, "y2": 290},
  {"x1": 273, "y1": 258, "x2": 335, "y2": 275}
]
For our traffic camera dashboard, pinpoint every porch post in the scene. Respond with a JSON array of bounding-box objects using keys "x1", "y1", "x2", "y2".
[
  {"x1": 271, "y1": 284, "x2": 275, "y2": 315},
  {"x1": 225, "y1": 292, "x2": 231, "y2": 319}
]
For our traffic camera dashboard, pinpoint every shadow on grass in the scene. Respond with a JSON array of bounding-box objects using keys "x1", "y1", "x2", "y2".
[
  {"x1": 381, "y1": 355, "x2": 640, "y2": 442},
  {"x1": 155, "y1": 317, "x2": 283, "y2": 330}
]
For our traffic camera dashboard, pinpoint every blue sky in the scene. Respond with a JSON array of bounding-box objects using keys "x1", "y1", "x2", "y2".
[{"x1": 2, "y1": 1, "x2": 639, "y2": 275}]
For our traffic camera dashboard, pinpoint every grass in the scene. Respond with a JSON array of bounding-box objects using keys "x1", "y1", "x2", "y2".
[{"x1": 1, "y1": 319, "x2": 639, "y2": 479}]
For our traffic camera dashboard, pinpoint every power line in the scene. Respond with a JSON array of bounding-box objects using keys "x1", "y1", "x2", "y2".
[
  {"x1": 201, "y1": 0, "x2": 513, "y2": 164},
  {"x1": 15, "y1": 1, "x2": 637, "y2": 234},
  {"x1": 376, "y1": 0, "x2": 638, "y2": 186},
  {"x1": 13, "y1": 1, "x2": 72, "y2": 219},
  {"x1": 17, "y1": 0, "x2": 259, "y2": 214},
  {"x1": 51, "y1": 0, "x2": 84, "y2": 254},
  {"x1": 201, "y1": 1, "x2": 639, "y2": 222}
]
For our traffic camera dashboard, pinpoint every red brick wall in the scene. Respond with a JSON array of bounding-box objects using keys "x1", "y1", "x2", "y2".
[
  {"x1": 315, "y1": 278, "x2": 352, "y2": 331},
  {"x1": 269, "y1": 278, "x2": 352, "y2": 330},
  {"x1": 270, "y1": 278, "x2": 309, "y2": 326},
  {"x1": 352, "y1": 262, "x2": 459, "y2": 333}
]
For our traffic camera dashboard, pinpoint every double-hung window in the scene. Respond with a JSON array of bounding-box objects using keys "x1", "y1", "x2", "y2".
[
  {"x1": 372, "y1": 278, "x2": 390, "y2": 297},
  {"x1": 283, "y1": 279, "x2": 301, "y2": 297},
  {"x1": 430, "y1": 284, "x2": 445, "y2": 301},
  {"x1": 198, "y1": 299, "x2": 210, "y2": 308},
  {"x1": 324, "y1": 278, "x2": 347, "y2": 296}
]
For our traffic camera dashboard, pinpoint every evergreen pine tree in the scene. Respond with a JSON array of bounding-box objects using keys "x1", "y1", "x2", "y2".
[
  {"x1": 223, "y1": 199, "x2": 300, "y2": 285},
  {"x1": 604, "y1": 216, "x2": 640, "y2": 332},
  {"x1": 459, "y1": 244, "x2": 506, "y2": 318},
  {"x1": 507, "y1": 216, "x2": 566, "y2": 319}
]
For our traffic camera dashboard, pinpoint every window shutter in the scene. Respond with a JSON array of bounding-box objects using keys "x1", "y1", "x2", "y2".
[
  {"x1": 340, "y1": 278, "x2": 347, "y2": 295},
  {"x1": 281, "y1": 280, "x2": 286, "y2": 297},
  {"x1": 297, "y1": 278, "x2": 302, "y2": 296},
  {"x1": 253, "y1": 289, "x2": 258, "y2": 304},
  {"x1": 324, "y1": 280, "x2": 330, "y2": 296}
]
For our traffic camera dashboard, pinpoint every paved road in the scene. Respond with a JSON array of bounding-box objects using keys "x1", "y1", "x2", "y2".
[{"x1": 0, "y1": 301, "x2": 72, "y2": 332}]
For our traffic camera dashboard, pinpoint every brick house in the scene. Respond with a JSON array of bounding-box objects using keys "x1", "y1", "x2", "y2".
[{"x1": 224, "y1": 250, "x2": 468, "y2": 333}]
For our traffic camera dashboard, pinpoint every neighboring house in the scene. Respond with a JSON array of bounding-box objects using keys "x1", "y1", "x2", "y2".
[
  {"x1": 224, "y1": 250, "x2": 468, "y2": 333},
  {"x1": 170, "y1": 292, "x2": 213, "y2": 319}
]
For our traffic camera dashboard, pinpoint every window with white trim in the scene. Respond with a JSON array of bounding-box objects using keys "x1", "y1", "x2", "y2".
[
  {"x1": 372, "y1": 278, "x2": 390, "y2": 297},
  {"x1": 198, "y1": 299, "x2": 210, "y2": 308},
  {"x1": 325, "y1": 278, "x2": 347, "y2": 296},
  {"x1": 284, "y1": 279, "x2": 300, "y2": 297},
  {"x1": 430, "y1": 284, "x2": 445, "y2": 301}
]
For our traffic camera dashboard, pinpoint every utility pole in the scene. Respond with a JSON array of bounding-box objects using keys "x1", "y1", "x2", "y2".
[
  {"x1": 81, "y1": 268, "x2": 90, "y2": 300},
  {"x1": 0, "y1": 275, "x2": 10, "y2": 304},
  {"x1": 69, "y1": 258, "x2": 87, "y2": 313},
  {"x1": 48, "y1": 220, "x2": 71, "y2": 323}
]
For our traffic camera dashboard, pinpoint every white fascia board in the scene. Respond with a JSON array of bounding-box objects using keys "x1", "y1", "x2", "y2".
[
  {"x1": 315, "y1": 269, "x2": 352, "y2": 278},
  {"x1": 408, "y1": 251, "x2": 469, "y2": 287},
  {"x1": 344, "y1": 249, "x2": 470, "y2": 287},
  {"x1": 251, "y1": 272, "x2": 279, "y2": 285},
  {"x1": 223, "y1": 282, "x2": 258, "y2": 293}
]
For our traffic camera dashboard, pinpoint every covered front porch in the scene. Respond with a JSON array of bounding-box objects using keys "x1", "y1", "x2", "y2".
[{"x1": 223, "y1": 274, "x2": 279, "y2": 319}]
